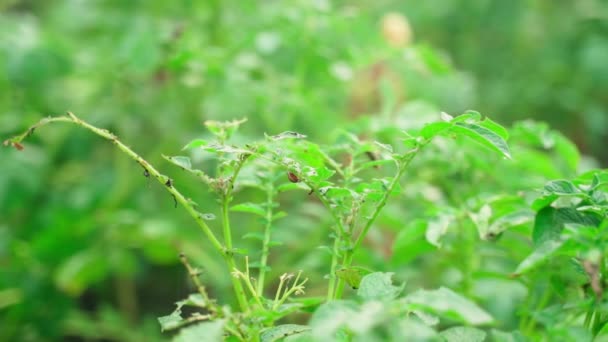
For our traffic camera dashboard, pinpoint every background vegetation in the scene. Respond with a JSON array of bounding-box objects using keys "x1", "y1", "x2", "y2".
[{"x1": 1, "y1": 1, "x2": 607, "y2": 341}]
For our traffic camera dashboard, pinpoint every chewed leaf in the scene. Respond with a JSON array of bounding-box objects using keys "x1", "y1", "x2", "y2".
[
  {"x1": 177, "y1": 294, "x2": 207, "y2": 308},
  {"x1": 452, "y1": 122, "x2": 511, "y2": 159},
  {"x1": 261, "y1": 324, "x2": 310, "y2": 342},
  {"x1": 266, "y1": 131, "x2": 307, "y2": 140},
  {"x1": 202, "y1": 143, "x2": 250, "y2": 154},
  {"x1": 158, "y1": 294, "x2": 210, "y2": 332},
  {"x1": 158, "y1": 311, "x2": 183, "y2": 331},
  {"x1": 307, "y1": 166, "x2": 335, "y2": 183},
  {"x1": 357, "y1": 272, "x2": 404, "y2": 300}
]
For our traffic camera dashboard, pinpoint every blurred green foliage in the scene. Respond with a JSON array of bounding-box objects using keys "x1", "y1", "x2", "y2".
[{"x1": 1, "y1": 0, "x2": 607, "y2": 341}]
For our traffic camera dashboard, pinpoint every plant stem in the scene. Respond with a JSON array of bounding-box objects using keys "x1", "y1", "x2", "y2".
[
  {"x1": 352, "y1": 150, "x2": 417, "y2": 252},
  {"x1": 4, "y1": 113, "x2": 253, "y2": 311},
  {"x1": 237, "y1": 258, "x2": 265, "y2": 308},
  {"x1": 319, "y1": 148, "x2": 346, "y2": 179},
  {"x1": 334, "y1": 148, "x2": 420, "y2": 299},
  {"x1": 222, "y1": 196, "x2": 234, "y2": 251},
  {"x1": 179, "y1": 253, "x2": 215, "y2": 311},
  {"x1": 523, "y1": 284, "x2": 552, "y2": 335},
  {"x1": 327, "y1": 235, "x2": 342, "y2": 301},
  {"x1": 221, "y1": 196, "x2": 250, "y2": 312},
  {"x1": 257, "y1": 185, "x2": 274, "y2": 296}
]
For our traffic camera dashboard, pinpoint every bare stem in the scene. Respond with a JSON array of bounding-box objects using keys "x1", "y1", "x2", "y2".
[{"x1": 179, "y1": 253, "x2": 215, "y2": 311}]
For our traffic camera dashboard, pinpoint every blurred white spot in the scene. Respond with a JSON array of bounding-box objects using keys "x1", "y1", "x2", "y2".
[
  {"x1": 235, "y1": 52, "x2": 261, "y2": 70},
  {"x1": 330, "y1": 61, "x2": 353, "y2": 81},
  {"x1": 440, "y1": 112, "x2": 453, "y2": 122},
  {"x1": 421, "y1": 185, "x2": 443, "y2": 202},
  {"x1": 312, "y1": 0, "x2": 331, "y2": 12},
  {"x1": 256, "y1": 32, "x2": 281, "y2": 54}
]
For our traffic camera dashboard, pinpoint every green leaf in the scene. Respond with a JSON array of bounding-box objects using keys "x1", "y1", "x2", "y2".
[
  {"x1": 309, "y1": 300, "x2": 359, "y2": 339},
  {"x1": 425, "y1": 214, "x2": 451, "y2": 248},
  {"x1": 357, "y1": 272, "x2": 404, "y2": 300},
  {"x1": 533, "y1": 207, "x2": 561, "y2": 245},
  {"x1": 231, "y1": 202, "x2": 267, "y2": 217},
  {"x1": 182, "y1": 139, "x2": 208, "y2": 150},
  {"x1": 272, "y1": 211, "x2": 288, "y2": 221},
  {"x1": 158, "y1": 311, "x2": 183, "y2": 332},
  {"x1": 0, "y1": 288, "x2": 22, "y2": 310},
  {"x1": 177, "y1": 294, "x2": 207, "y2": 308},
  {"x1": 159, "y1": 294, "x2": 212, "y2": 331},
  {"x1": 336, "y1": 268, "x2": 363, "y2": 290},
  {"x1": 513, "y1": 239, "x2": 565, "y2": 276},
  {"x1": 481, "y1": 210, "x2": 534, "y2": 240},
  {"x1": 469, "y1": 204, "x2": 492, "y2": 239},
  {"x1": 452, "y1": 122, "x2": 511, "y2": 159},
  {"x1": 307, "y1": 166, "x2": 335, "y2": 183},
  {"x1": 531, "y1": 194, "x2": 559, "y2": 211},
  {"x1": 440, "y1": 326, "x2": 487, "y2": 342},
  {"x1": 452, "y1": 110, "x2": 482, "y2": 123},
  {"x1": 164, "y1": 155, "x2": 192, "y2": 170},
  {"x1": 229, "y1": 248, "x2": 248, "y2": 255},
  {"x1": 392, "y1": 220, "x2": 434, "y2": 264},
  {"x1": 202, "y1": 143, "x2": 250, "y2": 154},
  {"x1": 555, "y1": 207, "x2": 601, "y2": 227},
  {"x1": 318, "y1": 186, "x2": 354, "y2": 202},
  {"x1": 420, "y1": 122, "x2": 452, "y2": 139},
  {"x1": 479, "y1": 117, "x2": 509, "y2": 140},
  {"x1": 277, "y1": 182, "x2": 306, "y2": 192},
  {"x1": 533, "y1": 207, "x2": 601, "y2": 245},
  {"x1": 403, "y1": 287, "x2": 494, "y2": 325},
  {"x1": 243, "y1": 232, "x2": 264, "y2": 241},
  {"x1": 172, "y1": 320, "x2": 225, "y2": 342},
  {"x1": 205, "y1": 118, "x2": 247, "y2": 139},
  {"x1": 393, "y1": 318, "x2": 440, "y2": 340},
  {"x1": 491, "y1": 329, "x2": 527, "y2": 342},
  {"x1": 54, "y1": 249, "x2": 108, "y2": 296},
  {"x1": 357, "y1": 158, "x2": 395, "y2": 171},
  {"x1": 261, "y1": 324, "x2": 311, "y2": 342},
  {"x1": 553, "y1": 133, "x2": 580, "y2": 172},
  {"x1": 543, "y1": 180, "x2": 580, "y2": 196}
]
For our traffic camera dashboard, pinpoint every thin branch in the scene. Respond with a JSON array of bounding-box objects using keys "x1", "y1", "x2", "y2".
[{"x1": 4, "y1": 113, "x2": 255, "y2": 311}]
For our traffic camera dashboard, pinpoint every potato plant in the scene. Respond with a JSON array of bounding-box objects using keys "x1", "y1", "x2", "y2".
[{"x1": 5, "y1": 110, "x2": 608, "y2": 341}]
